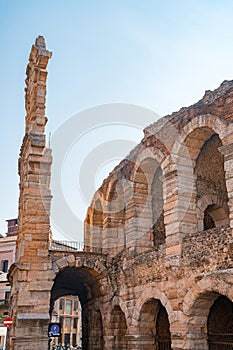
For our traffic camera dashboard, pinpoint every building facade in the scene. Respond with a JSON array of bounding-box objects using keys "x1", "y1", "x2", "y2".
[
  {"x1": 52, "y1": 296, "x2": 82, "y2": 347},
  {"x1": 0, "y1": 220, "x2": 17, "y2": 349},
  {"x1": 0, "y1": 219, "x2": 81, "y2": 349},
  {"x1": 7, "y1": 37, "x2": 233, "y2": 350}
]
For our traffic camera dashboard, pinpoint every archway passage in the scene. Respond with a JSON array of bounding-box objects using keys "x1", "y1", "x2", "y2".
[
  {"x1": 208, "y1": 295, "x2": 233, "y2": 349},
  {"x1": 50, "y1": 267, "x2": 103, "y2": 350},
  {"x1": 139, "y1": 299, "x2": 171, "y2": 350},
  {"x1": 152, "y1": 166, "x2": 165, "y2": 248},
  {"x1": 110, "y1": 305, "x2": 127, "y2": 350},
  {"x1": 51, "y1": 295, "x2": 82, "y2": 348},
  {"x1": 194, "y1": 133, "x2": 229, "y2": 230},
  {"x1": 156, "y1": 303, "x2": 172, "y2": 350}
]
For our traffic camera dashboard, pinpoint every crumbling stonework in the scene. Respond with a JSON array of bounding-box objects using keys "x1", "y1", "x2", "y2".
[{"x1": 8, "y1": 37, "x2": 233, "y2": 350}]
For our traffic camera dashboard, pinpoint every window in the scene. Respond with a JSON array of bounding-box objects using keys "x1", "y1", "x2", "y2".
[
  {"x1": 64, "y1": 317, "x2": 71, "y2": 328},
  {"x1": 59, "y1": 298, "x2": 64, "y2": 310},
  {"x1": 72, "y1": 334, "x2": 77, "y2": 347},
  {"x1": 2, "y1": 260, "x2": 8, "y2": 273},
  {"x1": 73, "y1": 318, "x2": 77, "y2": 329},
  {"x1": 74, "y1": 301, "x2": 77, "y2": 311},
  {"x1": 66, "y1": 300, "x2": 72, "y2": 313},
  {"x1": 5, "y1": 291, "x2": 10, "y2": 301},
  {"x1": 64, "y1": 333, "x2": 70, "y2": 345}
]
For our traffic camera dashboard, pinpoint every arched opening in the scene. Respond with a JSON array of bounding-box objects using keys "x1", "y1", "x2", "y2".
[
  {"x1": 151, "y1": 166, "x2": 165, "y2": 248},
  {"x1": 110, "y1": 305, "x2": 127, "y2": 350},
  {"x1": 133, "y1": 157, "x2": 164, "y2": 249},
  {"x1": 89, "y1": 198, "x2": 103, "y2": 253},
  {"x1": 203, "y1": 204, "x2": 229, "y2": 230},
  {"x1": 50, "y1": 267, "x2": 103, "y2": 350},
  {"x1": 156, "y1": 303, "x2": 172, "y2": 349},
  {"x1": 194, "y1": 133, "x2": 229, "y2": 230},
  {"x1": 186, "y1": 291, "x2": 233, "y2": 350},
  {"x1": 138, "y1": 299, "x2": 171, "y2": 350},
  {"x1": 204, "y1": 206, "x2": 216, "y2": 230},
  {"x1": 208, "y1": 295, "x2": 233, "y2": 349},
  {"x1": 103, "y1": 179, "x2": 126, "y2": 253}
]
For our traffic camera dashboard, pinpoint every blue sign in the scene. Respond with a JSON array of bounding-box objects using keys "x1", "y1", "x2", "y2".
[{"x1": 48, "y1": 322, "x2": 62, "y2": 337}]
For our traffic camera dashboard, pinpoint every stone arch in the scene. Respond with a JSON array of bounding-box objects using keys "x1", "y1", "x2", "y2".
[
  {"x1": 50, "y1": 264, "x2": 104, "y2": 350},
  {"x1": 174, "y1": 115, "x2": 230, "y2": 228},
  {"x1": 109, "y1": 304, "x2": 127, "y2": 350},
  {"x1": 125, "y1": 145, "x2": 167, "y2": 253},
  {"x1": 52, "y1": 255, "x2": 107, "y2": 280},
  {"x1": 151, "y1": 166, "x2": 165, "y2": 248},
  {"x1": 183, "y1": 274, "x2": 233, "y2": 316},
  {"x1": 50, "y1": 265, "x2": 103, "y2": 309},
  {"x1": 103, "y1": 295, "x2": 129, "y2": 333},
  {"x1": 84, "y1": 209, "x2": 91, "y2": 251},
  {"x1": 136, "y1": 298, "x2": 171, "y2": 350},
  {"x1": 102, "y1": 177, "x2": 126, "y2": 254},
  {"x1": 194, "y1": 132, "x2": 229, "y2": 231},
  {"x1": 133, "y1": 286, "x2": 174, "y2": 326},
  {"x1": 197, "y1": 194, "x2": 229, "y2": 231},
  {"x1": 86, "y1": 192, "x2": 104, "y2": 253},
  {"x1": 207, "y1": 295, "x2": 233, "y2": 348},
  {"x1": 136, "y1": 144, "x2": 167, "y2": 166},
  {"x1": 176, "y1": 114, "x2": 230, "y2": 152},
  {"x1": 162, "y1": 115, "x2": 231, "y2": 258},
  {"x1": 183, "y1": 275, "x2": 233, "y2": 350}
]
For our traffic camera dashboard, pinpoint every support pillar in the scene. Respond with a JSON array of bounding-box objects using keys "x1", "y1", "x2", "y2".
[
  {"x1": 8, "y1": 36, "x2": 53, "y2": 350},
  {"x1": 162, "y1": 155, "x2": 197, "y2": 260}
]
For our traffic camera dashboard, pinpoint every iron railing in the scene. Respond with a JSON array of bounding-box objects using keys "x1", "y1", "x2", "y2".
[{"x1": 50, "y1": 240, "x2": 84, "y2": 252}]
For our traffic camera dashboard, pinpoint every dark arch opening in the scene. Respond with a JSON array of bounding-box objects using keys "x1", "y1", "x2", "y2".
[
  {"x1": 204, "y1": 204, "x2": 229, "y2": 230},
  {"x1": 138, "y1": 298, "x2": 171, "y2": 350},
  {"x1": 208, "y1": 295, "x2": 233, "y2": 349},
  {"x1": 50, "y1": 267, "x2": 103, "y2": 350},
  {"x1": 195, "y1": 133, "x2": 229, "y2": 230},
  {"x1": 204, "y1": 205, "x2": 216, "y2": 230},
  {"x1": 152, "y1": 166, "x2": 165, "y2": 248},
  {"x1": 156, "y1": 303, "x2": 172, "y2": 349}
]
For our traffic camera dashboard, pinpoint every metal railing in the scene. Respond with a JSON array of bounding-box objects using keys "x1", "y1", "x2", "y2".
[{"x1": 50, "y1": 240, "x2": 84, "y2": 252}]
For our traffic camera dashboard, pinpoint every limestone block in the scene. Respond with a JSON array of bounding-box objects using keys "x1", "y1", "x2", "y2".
[{"x1": 67, "y1": 254, "x2": 75, "y2": 266}]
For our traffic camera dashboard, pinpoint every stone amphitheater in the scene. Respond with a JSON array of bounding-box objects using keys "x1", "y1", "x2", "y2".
[{"x1": 8, "y1": 37, "x2": 233, "y2": 349}]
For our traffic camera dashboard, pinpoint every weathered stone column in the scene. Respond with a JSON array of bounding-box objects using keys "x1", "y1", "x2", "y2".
[
  {"x1": 162, "y1": 155, "x2": 197, "y2": 260},
  {"x1": 8, "y1": 36, "x2": 53, "y2": 350}
]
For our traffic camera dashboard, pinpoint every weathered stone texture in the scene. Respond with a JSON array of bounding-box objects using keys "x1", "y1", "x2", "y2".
[
  {"x1": 82, "y1": 79, "x2": 233, "y2": 349},
  {"x1": 8, "y1": 37, "x2": 53, "y2": 350},
  {"x1": 9, "y1": 37, "x2": 233, "y2": 350}
]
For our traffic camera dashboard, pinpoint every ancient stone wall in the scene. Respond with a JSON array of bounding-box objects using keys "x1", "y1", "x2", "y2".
[
  {"x1": 9, "y1": 37, "x2": 233, "y2": 350},
  {"x1": 83, "y1": 80, "x2": 233, "y2": 349}
]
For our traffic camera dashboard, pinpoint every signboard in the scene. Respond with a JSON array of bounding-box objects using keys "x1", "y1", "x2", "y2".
[
  {"x1": 3, "y1": 317, "x2": 13, "y2": 328},
  {"x1": 48, "y1": 322, "x2": 61, "y2": 337}
]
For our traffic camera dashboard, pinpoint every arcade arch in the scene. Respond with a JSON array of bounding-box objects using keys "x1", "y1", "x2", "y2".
[{"x1": 50, "y1": 266, "x2": 103, "y2": 350}]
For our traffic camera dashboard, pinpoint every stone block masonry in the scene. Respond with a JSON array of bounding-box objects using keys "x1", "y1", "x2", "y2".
[{"x1": 8, "y1": 36, "x2": 233, "y2": 350}]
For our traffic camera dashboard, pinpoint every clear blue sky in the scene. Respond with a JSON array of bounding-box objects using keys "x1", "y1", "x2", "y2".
[{"x1": 1, "y1": 0, "x2": 233, "y2": 239}]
